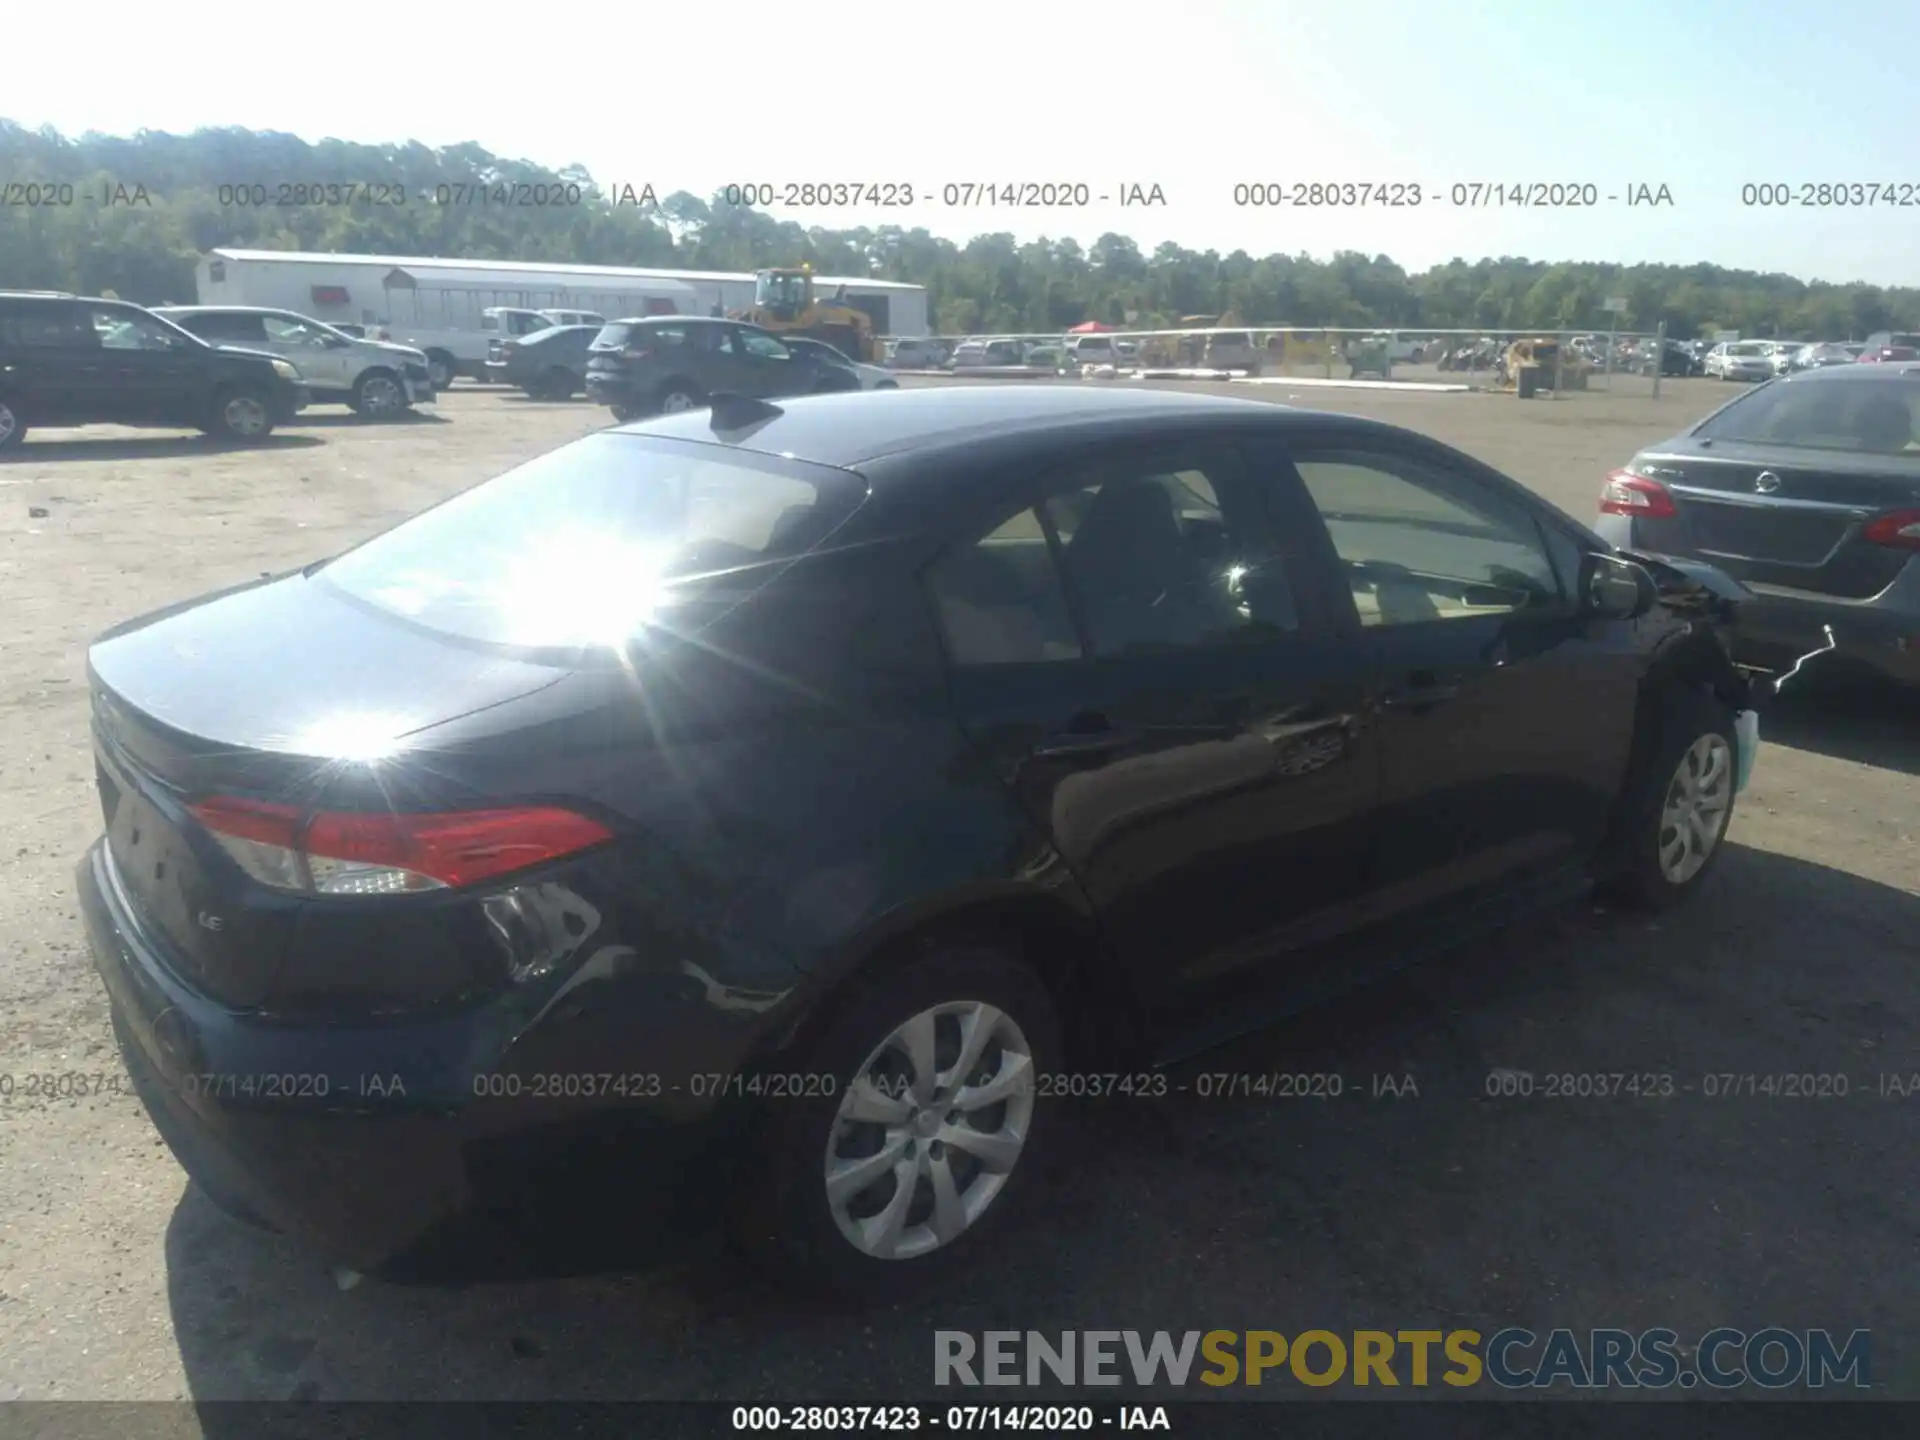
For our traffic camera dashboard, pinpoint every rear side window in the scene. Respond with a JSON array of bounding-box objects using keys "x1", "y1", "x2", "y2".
[
  {"x1": 925, "y1": 510, "x2": 1083, "y2": 665},
  {"x1": 1696, "y1": 380, "x2": 1920, "y2": 454},
  {"x1": 175, "y1": 311, "x2": 267, "y2": 343},
  {"x1": 316, "y1": 434, "x2": 868, "y2": 649},
  {"x1": 0, "y1": 303, "x2": 98, "y2": 349},
  {"x1": 594, "y1": 322, "x2": 683, "y2": 350}
]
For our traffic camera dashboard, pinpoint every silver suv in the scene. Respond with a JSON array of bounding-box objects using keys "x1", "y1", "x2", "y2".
[{"x1": 154, "y1": 306, "x2": 435, "y2": 418}]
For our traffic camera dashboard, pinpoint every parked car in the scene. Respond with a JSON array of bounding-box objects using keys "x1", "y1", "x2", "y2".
[
  {"x1": 155, "y1": 306, "x2": 433, "y2": 419},
  {"x1": 1203, "y1": 331, "x2": 1264, "y2": 373},
  {"x1": 887, "y1": 337, "x2": 951, "y2": 370},
  {"x1": 0, "y1": 291, "x2": 307, "y2": 450},
  {"x1": 1765, "y1": 342, "x2": 1805, "y2": 377},
  {"x1": 1704, "y1": 342, "x2": 1776, "y2": 381},
  {"x1": 582, "y1": 316, "x2": 861, "y2": 421},
  {"x1": 80, "y1": 385, "x2": 1764, "y2": 1296},
  {"x1": 780, "y1": 335, "x2": 900, "y2": 390},
  {"x1": 484, "y1": 323, "x2": 600, "y2": 399},
  {"x1": 1789, "y1": 343, "x2": 1857, "y2": 372},
  {"x1": 1857, "y1": 332, "x2": 1920, "y2": 364},
  {"x1": 1596, "y1": 363, "x2": 1920, "y2": 687},
  {"x1": 1638, "y1": 340, "x2": 1705, "y2": 377},
  {"x1": 950, "y1": 338, "x2": 1024, "y2": 368}
]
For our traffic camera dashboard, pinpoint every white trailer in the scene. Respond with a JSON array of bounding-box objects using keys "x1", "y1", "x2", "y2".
[{"x1": 197, "y1": 249, "x2": 931, "y2": 387}]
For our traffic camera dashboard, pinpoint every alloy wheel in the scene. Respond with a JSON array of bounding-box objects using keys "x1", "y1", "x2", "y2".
[
  {"x1": 660, "y1": 390, "x2": 698, "y2": 413},
  {"x1": 0, "y1": 403, "x2": 16, "y2": 444},
  {"x1": 359, "y1": 376, "x2": 404, "y2": 416},
  {"x1": 1657, "y1": 734, "x2": 1732, "y2": 885},
  {"x1": 222, "y1": 395, "x2": 268, "y2": 436},
  {"x1": 824, "y1": 1001, "x2": 1036, "y2": 1261}
]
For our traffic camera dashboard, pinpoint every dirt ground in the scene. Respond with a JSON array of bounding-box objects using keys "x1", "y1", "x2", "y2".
[{"x1": 1, "y1": 380, "x2": 1915, "y2": 1406}]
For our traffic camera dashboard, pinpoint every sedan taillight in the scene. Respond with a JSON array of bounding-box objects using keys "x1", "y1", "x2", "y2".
[
  {"x1": 1861, "y1": 509, "x2": 1920, "y2": 552},
  {"x1": 1601, "y1": 470, "x2": 1678, "y2": 519},
  {"x1": 189, "y1": 796, "x2": 614, "y2": 897}
]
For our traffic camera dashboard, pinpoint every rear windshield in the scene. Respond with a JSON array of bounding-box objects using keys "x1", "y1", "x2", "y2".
[
  {"x1": 1695, "y1": 379, "x2": 1920, "y2": 455},
  {"x1": 316, "y1": 434, "x2": 868, "y2": 649}
]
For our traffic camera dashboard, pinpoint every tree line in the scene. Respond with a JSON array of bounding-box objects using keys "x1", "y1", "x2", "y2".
[{"x1": 4, "y1": 121, "x2": 1917, "y2": 340}]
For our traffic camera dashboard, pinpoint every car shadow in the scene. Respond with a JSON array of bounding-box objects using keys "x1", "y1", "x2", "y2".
[
  {"x1": 286, "y1": 410, "x2": 452, "y2": 428},
  {"x1": 3, "y1": 434, "x2": 323, "y2": 462},
  {"x1": 164, "y1": 842, "x2": 1920, "y2": 1405},
  {"x1": 1758, "y1": 670, "x2": 1920, "y2": 778}
]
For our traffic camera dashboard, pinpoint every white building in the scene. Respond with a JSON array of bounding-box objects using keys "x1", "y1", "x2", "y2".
[{"x1": 195, "y1": 248, "x2": 930, "y2": 382}]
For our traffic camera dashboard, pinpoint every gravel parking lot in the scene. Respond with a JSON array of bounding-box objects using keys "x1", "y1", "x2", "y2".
[{"x1": 1, "y1": 380, "x2": 1915, "y2": 1404}]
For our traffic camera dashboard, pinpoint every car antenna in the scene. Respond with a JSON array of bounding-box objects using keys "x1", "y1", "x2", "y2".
[{"x1": 707, "y1": 392, "x2": 784, "y2": 431}]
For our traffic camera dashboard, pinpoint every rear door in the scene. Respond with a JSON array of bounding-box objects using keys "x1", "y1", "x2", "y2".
[
  {"x1": 1643, "y1": 376, "x2": 1920, "y2": 601},
  {"x1": 927, "y1": 434, "x2": 1380, "y2": 1036},
  {"x1": 1, "y1": 298, "x2": 108, "y2": 424},
  {"x1": 1279, "y1": 431, "x2": 1638, "y2": 922}
]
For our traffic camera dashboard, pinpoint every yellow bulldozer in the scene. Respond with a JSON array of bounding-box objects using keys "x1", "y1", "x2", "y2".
[
  {"x1": 1494, "y1": 336, "x2": 1591, "y2": 396},
  {"x1": 734, "y1": 265, "x2": 881, "y2": 363}
]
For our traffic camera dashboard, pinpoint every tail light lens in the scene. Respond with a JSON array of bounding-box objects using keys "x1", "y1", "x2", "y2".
[
  {"x1": 1601, "y1": 470, "x2": 1678, "y2": 519},
  {"x1": 1862, "y1": 509, "x2": 1920, "y2": 552},
  {"x1": 501, "y1": 342, "x2": 518, "y2": 357},
  {"x1": 189, "y1": 797, "x2": 613, "y2": 897}
]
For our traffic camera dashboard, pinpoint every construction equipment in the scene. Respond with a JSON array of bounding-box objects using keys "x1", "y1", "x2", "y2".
[
  {"x1": 1493, "y1": 337, "x2": 1590, "y2": 394},
  {"x1": 735, "y1": 264, "x2": 881, "y2": 363}
]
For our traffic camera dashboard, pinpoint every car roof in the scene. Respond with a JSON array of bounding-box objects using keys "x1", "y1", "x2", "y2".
[
  {"x1": 617, "y1": 383, "x2": 1321, "y2": 468},
  {"x1": 1770, "y1": 363, "x2": 1920, "y2": 385}
]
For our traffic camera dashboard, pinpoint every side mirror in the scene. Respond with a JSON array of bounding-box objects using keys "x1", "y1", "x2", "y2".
[{"x1": 1582, "y1": 552, "x2": 1658, "y2": 621}]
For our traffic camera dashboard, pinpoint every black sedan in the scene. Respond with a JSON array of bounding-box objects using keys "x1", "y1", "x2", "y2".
[
  {"x1": 485, "y1": 323, "x2": 599, "y2": 399},
  {"x1": 81, "y1": 386, "x2": 1764, "y2": 1299},
  {"x1": 1597, "y1": 363, "x2": 1920, "y2": 687}
]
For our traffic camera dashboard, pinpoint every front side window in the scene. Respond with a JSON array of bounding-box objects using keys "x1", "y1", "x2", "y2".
[
  {"x1": 89, "y1": 307, "x2": 191, "y2": 352},
  {"x1": 1292, "y1": 450, "x2": 1562, "y2": 626},
  {"x1": 738, "y1": 329, "x2": 790, "y2": 360},
  {"x1": 262, "y1": 314, "x2": 334, "y2": 346}
]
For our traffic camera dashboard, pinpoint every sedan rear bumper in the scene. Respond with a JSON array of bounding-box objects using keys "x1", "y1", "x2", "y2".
[{"x1": 78, "y1": 839, "x2": 760, "y2": 1270}]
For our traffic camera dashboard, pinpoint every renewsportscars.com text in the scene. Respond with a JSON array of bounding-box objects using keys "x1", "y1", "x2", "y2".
[{"x1": 934, "y1": 1328, "x2": 1871, "y2": 1390}]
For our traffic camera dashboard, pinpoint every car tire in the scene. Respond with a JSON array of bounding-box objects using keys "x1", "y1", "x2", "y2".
[
  {"x1": 0, "y1": 397, "x2": 25, "y2": 452},
  {"x1": 350, "y1": 370, "x2": 409, "y2": 420},
  {"x1": 424, "y1": 352, "x2": 457, "y2": 391},
  {"x1": 656, "y1": 382, "x2": 705, "y2": 415},
  {"x1": 740, "y1": 942, "x2": 1062, "y2": 1303},
  {"x1": 1597, "y1": 687, "x2": 1740, "y2": 911},
  {"x1": 608, "y1": 402, "x2": 641, "y2": 423},
  {"x1": 876, "y1": 380, "x2": 899, "y2": 390},
  {"x1": 536, "y1": 368, "x2": 577, "y2": 400},
  {"x1": 204, "y1": 386, "x2": 276, "y2": 441}
]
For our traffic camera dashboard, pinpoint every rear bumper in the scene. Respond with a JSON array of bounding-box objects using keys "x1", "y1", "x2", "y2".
[{"x1": 77, "y1": 839, "x2": 762, "y2": 1270}]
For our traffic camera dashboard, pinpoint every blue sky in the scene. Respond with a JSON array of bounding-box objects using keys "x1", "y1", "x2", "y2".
[{"x1": 10, "y1": 0, "x2": 1920, "y2": 283}]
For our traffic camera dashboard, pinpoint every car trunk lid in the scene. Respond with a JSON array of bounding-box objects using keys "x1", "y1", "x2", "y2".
[
  {"x1": 87, "y1": 575, "x2": 571, "y2": 1007},
  {"x1": 1639, "y1": 444, "x2": 1920, "y2": 598}
]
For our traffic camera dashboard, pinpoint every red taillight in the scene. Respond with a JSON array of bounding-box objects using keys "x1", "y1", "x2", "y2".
[
  {"x1": 189, "y1": 798, "x2": 613, "y2": 897},
  {"x1": 1601, "y1": 470, "x2": 1678, "y2": 519},
  {"x1": 1862, "y1": 509, "x2": 1920, "y2": 552}
]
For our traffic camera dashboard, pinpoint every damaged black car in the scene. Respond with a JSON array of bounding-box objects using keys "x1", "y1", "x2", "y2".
[{"x1": 79, "y1": 386, "x2": 1774, "y2": 1300}]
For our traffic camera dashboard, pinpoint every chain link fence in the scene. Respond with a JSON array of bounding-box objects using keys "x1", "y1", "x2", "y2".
[{"x1": 894, "y1": 324, "x2": 1725, "y2": 400}]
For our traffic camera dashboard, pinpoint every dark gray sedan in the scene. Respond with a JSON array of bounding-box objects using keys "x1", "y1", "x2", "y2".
[
  {"x1": 485, "y1": 324, "x2": 599, "y2": 399},
  {"x1": 1596, "y1": 363, "x2": 1920, "y2": 686}
]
